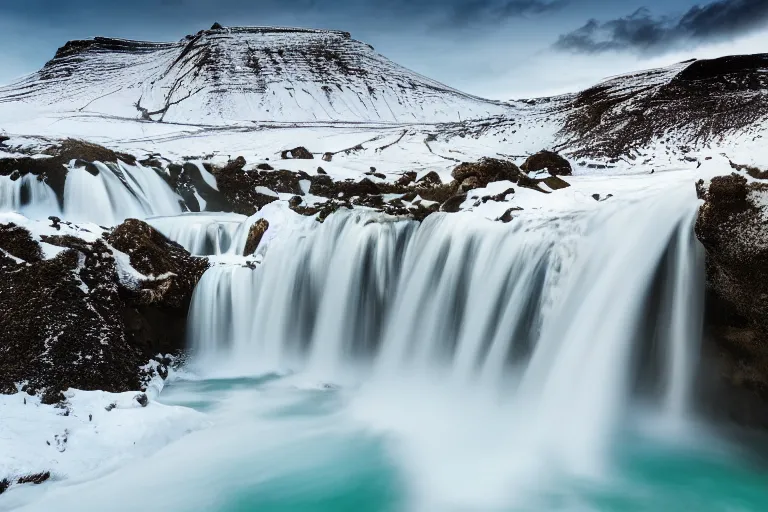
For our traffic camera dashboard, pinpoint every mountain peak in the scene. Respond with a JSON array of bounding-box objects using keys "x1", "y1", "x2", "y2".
[{"x1": 5, "y1": 26, "x2": 506, "y2": 125}]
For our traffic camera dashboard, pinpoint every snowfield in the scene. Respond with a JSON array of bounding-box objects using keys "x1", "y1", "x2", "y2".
[{"x1": 0, "y1": 386, "x2": 207, "y2": 510}]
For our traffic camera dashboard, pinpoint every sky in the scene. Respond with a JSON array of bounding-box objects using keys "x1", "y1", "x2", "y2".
[{"x1": 0, "y1": 0, "x2": 766, "y2": 99}]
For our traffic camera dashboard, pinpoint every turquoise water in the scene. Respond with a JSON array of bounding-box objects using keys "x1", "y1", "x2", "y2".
[{"x1": 147, "y1": 375, "x2": 768, "y2": 512}]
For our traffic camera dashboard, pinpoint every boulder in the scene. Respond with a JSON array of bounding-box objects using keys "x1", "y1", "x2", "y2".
[
  {"x1": 440, "y1": 194, "x2": 467, "y2": 213},
  {"x1": 281, "y1": 147, "x2": 314, "y2": 160},
  {"x1": 451, "y1": 158, "x2": 521, "y2": 188},
  {"x1": 243, "y1": 219, "x2": 270, "y2": 256},
  {"x1": 106, "y1": 220, "x2": 209, "y2": 358},
  {"x1": 395, "y1": 171, "x2": 417, "y2": 187},
  {"x1": 520, "y1": 150, "x2": 572, "y2": 176},
  {"x1": 542, "y1": 175, "x2": 571, "y2": 191},
  {"x1": 498, "y1": 207, "x2": 523, "y2": 223},
  {"x1": 417, "y1": 171, "x2": 442, "y2": 187}
]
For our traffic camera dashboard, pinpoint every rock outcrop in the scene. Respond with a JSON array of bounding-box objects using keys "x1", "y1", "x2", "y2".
[
  {"x1": 243, "y1": 219, "x2": 270, "y2": 256},
  {"x1": 107, "y1": 219, "x2": 209, "y2": 356},
  {"x1": 521, "y1": 151, "x2": 572, "y2": 176},
  {"x1": 0, "y1": 219, "x2": 208, "y2": 403},
  {"x1": 695, "y1": 171, "x2": 768, "y2": 426},
  {"x1": 452, "y1": 158, "x2": 521, "y2": 189}
]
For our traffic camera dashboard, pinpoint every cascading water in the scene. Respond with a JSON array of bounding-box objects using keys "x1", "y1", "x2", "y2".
[
  {"x1": 63, "y1": 161, "x2": 183, "y2": 225},
  {"x1": 185, "y1": 187, "x2": 707, "y2": 506},
  {"x1": 148, "y1": 213, "x2": 248, "y2": 256},
  {"x1": 0, "y1": 173, "x2": 60, "y2": 217}
]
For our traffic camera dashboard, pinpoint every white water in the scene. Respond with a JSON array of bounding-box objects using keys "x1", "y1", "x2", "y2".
[
  {"x1": 1, "y1": 160, "x2": 185, "y2": 225},
  {"x1": 148, "y1": 213, "x2": 248, "y2": 256},
  {"x1": 0, "y1": 174, "x2": 60, "y2": 217},
  {"x1": 184, "y1": 188, "x2": 706, "y2": 507},
  {"x1": 63, "y1": 161, "x2": 183, "y2": 225}
]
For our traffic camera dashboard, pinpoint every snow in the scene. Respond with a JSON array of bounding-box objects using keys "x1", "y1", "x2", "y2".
[
  {"x1": 0, "y1": 388, "x2": 207, "y2": 509},
  {"x1": 0, "y1": 28, "x2": 511, "y2": 126}
]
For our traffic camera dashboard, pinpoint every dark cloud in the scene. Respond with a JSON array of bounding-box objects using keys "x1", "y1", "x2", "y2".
[
  {"x1": 555, "y1": 0, "x2": 768, "y2": 54},
  {"x1": 2, "y1": 0, "x2": 568, "y2": 32},
  {"x1": 444, "y1": 0, "x2": 569, "y2": 27}
]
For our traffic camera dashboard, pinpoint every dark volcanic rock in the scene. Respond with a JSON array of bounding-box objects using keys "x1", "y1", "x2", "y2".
[
  {"x1": 281, "y1": 147, "x2": 313, "y2": 160},
  {"x1": 174, "y1": 162, "x2": 231, "y2": 212},
  {"x1": 521, "y1": 151, "x2": 572, "y2": 176},
  {"x1": 452, "y1": 158, "x2": 521, "y2": 188},
  {"x1": 243, "y1": 219, "x2": 269, "y2": 256},
  {"x1": 417, "y1": 171, "x2": 442, "y2": 187},
  {"x1": 208, "y1": 165, "x2": 277, "y2": 216},
  {"x1": 498, "y1": 207, "x2": 523, "y2": 223},
  {"x1": 695, "y1": 172, "x2": 768, "y2": 425},
  {"x1": 309, "y1": 176, "x2": 380, "y2": 198},
  {"x1": 0, "y1": 219, "x2": 207, "y2": 402},
  {"x1": 541, "y1": 175, "x2": 571, "y2": 190},
  {"x1": 440, "y1": 194, "x2": 467, "y2": 213},
  {"x1": 107, "y1": 219, "x2": 209, "y2": 356},
  {"x1": 0, "y1": 224, "x2": 141, "y2": 402},
  {"x1": 16, "y1": 472, "x2": 51, "y2": 485},
  {"x1": 253, "y1": 169, "x2": 303, "y2": 195}
]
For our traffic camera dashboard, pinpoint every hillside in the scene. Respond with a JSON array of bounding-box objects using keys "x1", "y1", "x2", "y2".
[{"x1": 0, "y1": 26, "x2": 511, "y2": 125}]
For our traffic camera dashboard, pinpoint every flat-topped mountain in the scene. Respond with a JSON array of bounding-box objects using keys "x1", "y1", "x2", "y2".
[{"x1": 0, "y1": 25, "x2": 511, "y2": 125}]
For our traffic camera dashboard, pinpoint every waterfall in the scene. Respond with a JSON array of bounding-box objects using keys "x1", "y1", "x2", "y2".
[
  {"x1": 0, "y1": 173, "x2": 60, "y2": 217},
  {"x1": 188, "y1": 190, "x2": 705, "y2": 424},
  {"x1": 186, "y1": 187, "x2": 706, "y2": 499},
  {"x1": 63, "y1": 161, "x2": 183, "y2": 225},
  {"x1": 148, "y1": 213, "x2": 248, "y2": 256}
]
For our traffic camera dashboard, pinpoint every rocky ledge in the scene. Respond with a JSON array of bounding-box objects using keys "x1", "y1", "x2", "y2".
[
  {"x1": 199, "y1": 150, "x2": 572, "y2": 222},
  {"x1": 0, "y1": 217, "x2": 208, "y2": 403}
]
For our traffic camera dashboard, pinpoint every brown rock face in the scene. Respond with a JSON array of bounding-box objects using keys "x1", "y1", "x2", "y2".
[
  {"x1": 696, "y1": 174, "x2": 768, "y2": 333},
  {"x1": 520, "y1": 151, "x2": 572, "y2": 176},
  {"x1": 695, "y1": 172, "x2": 768, "y2": 425},
  {"x1": 208, "y1": 165, "x2": 279, "y2": 216},
  {"x1": 440, "y1": 194, "x2": 467, "y2": 213},
  {"x1": 108, "y1": 219, "x2": 209, "y2": 310},
  {"x1": 0, "y1": 224, "x2": 142, "y2": 402},
  {"x1": 243, "y1": 219, "x2": 270, "y2": 256},
  {"x1": 0, "y1": 218, "x2": 209, "y2": 403}
]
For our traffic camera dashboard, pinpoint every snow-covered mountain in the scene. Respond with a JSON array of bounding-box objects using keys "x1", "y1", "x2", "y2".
[
  {"x1": 0, "y1": 26, "x2": 766, "y2": 172},
  {"x1": 0, "y1": 25, "x2": 511, "y2": 125}
]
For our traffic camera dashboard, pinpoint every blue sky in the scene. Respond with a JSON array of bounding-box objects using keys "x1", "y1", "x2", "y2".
[{"x1": 1, "y1": 0, "x2": 766, "y2": 98}]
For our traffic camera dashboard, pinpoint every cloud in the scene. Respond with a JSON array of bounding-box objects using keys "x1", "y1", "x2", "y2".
[
  {"x1": 444, "y1": 0, "x2": 569, "y2": 27},
  {"x1": 554, "y1": 0, "x2": 768, "y2": 54}
]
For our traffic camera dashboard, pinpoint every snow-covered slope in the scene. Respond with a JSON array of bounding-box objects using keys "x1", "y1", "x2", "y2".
[
  {"x1": 553, "y1": 54, "x2": 768, "y2": 159},
  {"x1": 0, "y1": 26, "x2": 511, "y2": 125}
]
